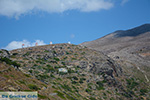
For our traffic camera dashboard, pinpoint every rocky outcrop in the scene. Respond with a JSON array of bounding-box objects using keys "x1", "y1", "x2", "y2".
[{"x1": 0, "y1": 49, "x2": 10, "y2": 58}]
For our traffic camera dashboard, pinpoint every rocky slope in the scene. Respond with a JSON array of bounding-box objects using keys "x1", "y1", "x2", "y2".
[
  {"x1": 81, "y1": 24, "x2": 150, "y2": 85},
  {"x1": 0, "y1": 44, "x2": 149, "y2": 100}
]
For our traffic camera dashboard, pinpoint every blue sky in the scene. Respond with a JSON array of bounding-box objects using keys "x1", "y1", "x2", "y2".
[{"x1": 0, "y1": 0, "x2": 150, "y2": 50}]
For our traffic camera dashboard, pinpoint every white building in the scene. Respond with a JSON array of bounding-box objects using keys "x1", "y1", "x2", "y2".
[
  {"x1": 66, "y1": 65, "x2": 73, "y2": 68},
  {"x1": 35, "y1": 43, "x2": 38, "y2": 46},
  {"x1": 58, "y1": 68, "x2": 68, "y2": 73},
  {"x1": 68, "y1": 41, "x2": 71, "y2": 44},
  {"x1": 50, "y1": 41, "x2": 52, "y2": 44}
]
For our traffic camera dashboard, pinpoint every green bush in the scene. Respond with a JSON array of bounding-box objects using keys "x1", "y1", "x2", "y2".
[
  {"x1": 72, "y1": 76, "x2": 78, "y2": 80},
  {"x1": 61, "y1": 84, "x2": 72, "y2": 92},
  {"x1": 37, "y1": 55, "x2": 41, "y2": 57},
  {"x1": 49, "y1": 67, "x2": 55, "y2": 72},
  {"x1": 0, "y1": 57, "x2": 20, "y2": 68},
  {"x1": 80, "y1": 78, "x2": 86, "y2": 81},
  {"x1": 28, "y1": 84, "x2": 39, "y2": 90},
  {"x1": 28, "y1": 61, "x2": 32, "y2": 63},
  {"x1": 36, "y1": 60, "x2": 45, "y2": 64},
  {"x1": 4, "y1": 75, "x2": 9, "y2": 78},
  {"x1": 81, "y1": 52, "x2": 85, "y2": 55},
  {"x1": 33, "y1": 64, "x2": 37, "y2": 66},
  {"x1": 88, "y1": 83, "x2": 92, "y2": 89},
  {"x1": 85, "y1": 88, "x2": 92, "y2": 93},
  {"x1": 126, "y1": 78, "x2": 138, "y2": 89},
  {"x1": 46, "y1": 64, "x2": 52, "y2": 68},
  {"x1": 63, "y1": 56, "x2": 68, "y2": 60},
  {"x1": 66, "y1": 95, "x2": 76, "y2": 100},
  {"x1": 29, "y1": 70, "x2": 33, "y2": 73},
  {"x1": 66, "y1": 51, "x2": 70, "y2": 55},
  {"x1": 10, "y1": 75, "x2": 14, "y2": 77},
  {"x1": 0, "y1": 57, "x2": 12, "y2": 64},
  {"x1": 96, "y1": 81, "x2": 104, "y2": 90},
  {"x1": 38, "y1": 74, "x2": 50, "y2": 80},
  {"x1": 59, "y1": 72, "x2": 67, "y2": 75},
  {"x1": 11, "y1": 61, "x2": 21, "y2": 68},
  {"x1": 74, "y1": 53, "x2": 78, "y2": 56},
  {"x1": 89, "y1": 97, "x2": 96, "y2": 100},
  {"x1": 53, "y1": 51, "x2": 57, "y2": 54},
  {"x1": 96, "y1": 81, "x2": 103, "y2": 86},
  {"x1": 61, "y1": 62, "x2": 65, "y2": 65},
  {"x1": 72, "y1": 58, "x2": 77, "y2": 60},
  {"x1": 34, "y1": 71, "x2": 39, "y2": 74},
  {"x1": 79, "y1": 80, "x2": 84, "y2": 84},
  {"x1": 37, "y1": 66, "x2": 42, "y2": 69},
  {"x1": 140, "y1": 89, "x2": 148, "y2": 95},
  {"x1": 38, "y1": 94, "x2": 47, "y2": 99},
  {"x1": 122, "y1": 93, "x2": 131, "y2": 98},
  {"x1": 72, "y1": 81, "x2": 77, "y2": 84},
  {"x1": 54, "y1": 57, "x2": 60, "y2": 61},
  {"x1": 79, "y1": 78, "x2": 86, "y2": 84},
  {"x1": 44, "y1": 50, "x2": 49, "y2": 53},
  {"x1": 55, "y1": 91, "x2": 65, "y2": 99},
  {"x1": 24, "y1": 74, "x2": 31, "y2": 77},
  {"x1": 23, "y1": 52, "x2": 30, "y2": 56},
  {"x1": 110, "y1": 97, "x2": 115, "y2": 100},
  {"x1": 12, "y1": 53, "x2": 18, "y2": 56},
  {"x1": 50, "y1": 74, "x2": 55, "y2": 78},
  {"x1": 68, "y1": 69, "x2": 75, "y2": 73},
  {"x1": 19, "y1": 80, "x2": 26, "y2": 85}
]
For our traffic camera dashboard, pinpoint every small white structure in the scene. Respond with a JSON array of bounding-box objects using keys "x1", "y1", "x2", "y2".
[
  {"x1": 68, "y1": 41, "x2": 71, "y2": 44},
  {"x1": 67, "y1": 65, "x2": 73, "y2": 68},
  {"x1": 22, "y1": 44, "x2": 25, "y2": 48},
  {"x1": 58, "y1": 68, "x2": 68, "y2": 73},
  {"x1": 35, "y1": 43, "x2": 38, "y2": 46},
  {"x1": 50, "y1": 41, "x2": 53, "y2": 44}
]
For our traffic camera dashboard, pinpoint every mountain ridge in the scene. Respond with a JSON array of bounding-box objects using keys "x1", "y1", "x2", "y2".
[
  {"x1": 114, "y1": 23, "x2": 150, "y2": 37},
  {"x1": 81, "y1": 23, "x2": 150, "y2": 86},
  {"x1": 81, "y1": 23, "x2": 150, "y2": 45}
]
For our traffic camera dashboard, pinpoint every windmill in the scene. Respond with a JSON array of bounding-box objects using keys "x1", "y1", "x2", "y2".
[
  {"x1": 68, "y1": 41, "x2": 71, "y2": 44},
  {"x1": 50, "y1": 41, "x2": 52, "y2": 44},
  {"x1": 22, "y1": 44, "x2": 25, "y2": 48},
  {"x1": 35, "y1": 42, "x2": 38, "y2": 46}
]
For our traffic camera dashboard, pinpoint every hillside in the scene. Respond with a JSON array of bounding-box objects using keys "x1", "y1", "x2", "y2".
[
  {"x1": 0, "y1": 43, "x2": 149, "y2": 100},
  {"x1": 81, "y1": 24, "x2": 150, "y2": 87}
]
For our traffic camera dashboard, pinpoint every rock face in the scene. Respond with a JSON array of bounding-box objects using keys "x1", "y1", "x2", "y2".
[
  {"x1": 9, "y1": 44, "x2": 122, "y2": 78},
  {"x1": 0, "y1": 49, "x2": 10, "y2": 58},
  {"x1": 81, "y1": 24, "x2": 150, "y2": 83}
]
